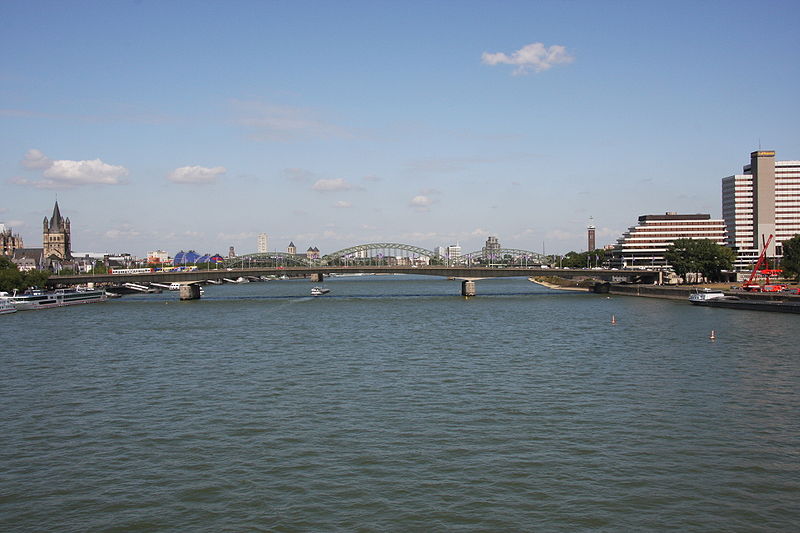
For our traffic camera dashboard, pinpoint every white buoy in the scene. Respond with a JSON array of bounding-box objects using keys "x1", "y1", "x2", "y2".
[
  {"x1": 710, "y1": 330, "x2": 716, "y2": 340},
  {"x1": 611, "y1": 315, "x2": 617, "y2": 325}
]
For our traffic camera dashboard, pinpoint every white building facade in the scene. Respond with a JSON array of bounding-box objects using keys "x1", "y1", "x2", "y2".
[
  {"x1": 257, "y1": 233, "x2": 269, "y2": 253},
  {"x1": 722, "y1": 151, "x2": 800, "y2": 269},
  {"x1": 611, "y1": 213, "x2": 727, "y2": 268},
  {"x1": 446, "y1": 244, "x2": 461, "y2": 264}
]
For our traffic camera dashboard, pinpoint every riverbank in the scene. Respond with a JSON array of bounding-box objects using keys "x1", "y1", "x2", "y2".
[
  {"x1": 605, "y1": 283, "x2": 800, "y2": 303},
  {"x1": 527, "y1": 276, "x2": 592, "y2": 292}
]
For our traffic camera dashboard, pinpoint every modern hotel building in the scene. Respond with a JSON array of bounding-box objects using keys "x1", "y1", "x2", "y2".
[
  {"x1": 722, "y1": 151, "x2": 800, "y2": 269},
  {"x1": 611, "y1": 213, "x2": 727, "y2": 268}
]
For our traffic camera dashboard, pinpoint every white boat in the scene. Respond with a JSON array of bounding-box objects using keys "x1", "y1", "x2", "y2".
[
  {"x1": 688, "y1": 288, "x2": 727, "y2": 304},
  {"x1": 311, "y1": 286, "x2": 330, "y2": 296},
  {"x1": 0, "y1": 296, "x2": 17, "y2": 315},
  {"x1": 1, "y1": 288, "x2": 107, "y2": 311}
]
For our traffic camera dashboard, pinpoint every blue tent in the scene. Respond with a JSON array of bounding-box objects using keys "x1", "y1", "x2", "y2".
[{"x1": 173, "y1": 250, "x2": 200, "y2": 264}]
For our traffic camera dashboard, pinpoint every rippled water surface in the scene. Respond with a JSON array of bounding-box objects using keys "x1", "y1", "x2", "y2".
[{"x1": 2, "y1": 276, "x2": 799, "y2": 531}]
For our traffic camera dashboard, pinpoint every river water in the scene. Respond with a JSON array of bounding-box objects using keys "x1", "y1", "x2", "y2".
[{"x1": 2, "y1": 275, "x2": 798, "y2": 531}]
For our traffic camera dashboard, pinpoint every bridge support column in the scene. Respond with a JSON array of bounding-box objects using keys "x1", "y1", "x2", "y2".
[
  {"x1": 461, "y1": 280, "x2": 476, "y2": 297},
  {"x1": 179, "y1": 284, "x2": 201, "y2": 301},
  {"x1": 310, "y1": 272, "x2": 324, "y2": 282}
]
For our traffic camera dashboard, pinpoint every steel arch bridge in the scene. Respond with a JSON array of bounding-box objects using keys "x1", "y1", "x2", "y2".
[
  {"x1": 322, "y1": 243, "x2": 437, "y2": 265},
  {"x1": 219, "y1": 244, "x2": 548, "y2": 268},
  {"x1": 461, "y1": 248, "x2": 548, "y2": 265},
  {"x1": 219, "y1": 252, "x2": 314, "y2": 268}
]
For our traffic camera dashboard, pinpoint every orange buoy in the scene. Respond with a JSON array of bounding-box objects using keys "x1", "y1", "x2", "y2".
[{"x1": 611, "y1": 315, "x2": 617, "y2": 325}]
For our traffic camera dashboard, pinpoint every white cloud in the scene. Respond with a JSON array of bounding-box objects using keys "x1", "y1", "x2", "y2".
[
  {"x1": 284, "y1": 167, "x2": 316, "y2": 182},
  {"x1": 232, "y1": 100, "x2": 350, "y2": 141},
  {"x1": 104, "y1": 224, "x2": 141, "y2": 239},
  {"x1": 410, "y1": 195, "x2": 433, "y2": 211},
  {"x1": 400, "y1": 231, "x2": 441, "y2": 241},
  {"x1": 470, "y1": 228, "x2": 491, "y2": 237},
  {"x1": 406, "y1": 156, "x2": 498, "y2": 175},
  {"x1": 21, "y1": 149, "x2": 51, "y2": 169},
  {"x1": 15, "y1": 149, "x2": 128, "y2": 188},
  {"x1": 512, "y1": 228, "x2": 538, "y2": 240},
  {"x1": 9, "y1": 176, "x2": 31, "y2": 186},
  {"x1": 482, "y1": 42, "x2": 574, "y2": 75},
  {"x1": 312, "y1": 178, "x2": 353, "y2": 192},
  {"x1": 545, "y1": 229, "x2": 575, "y2": 241},
  {"x1": 217, "y1": 231, "x2": 256, "y2": 241},
  {"x1": 167, "y1": 165, "x2": 226, "y2": 185},
  {"x1": 410, "y1": 195, "x2": 432, "y2": 207},
  {"x1": 44, "y1": 159, "x2": 128, "y2": 186},
  {"x1": 334, "y1": 201, "x2": 352, "y2": 208}
]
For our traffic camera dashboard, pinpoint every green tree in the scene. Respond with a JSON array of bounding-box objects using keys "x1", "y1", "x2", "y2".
[
  {"x1": 0, "y1": 257, "x2": 50, "y2": 292},
  {"x1": 89, "y1": 260, "x2": 108, "y2": 274},
  {"x1": 560, "y1": 250, "x2": 605, "y2": 268},
  {"x1": 780, "y1": 234, "x2": 800, "y2": 281},
  {"x1": 665, "y1": 239, "x2": 735, "y2": 283},
  {"x1": 0, "y1": 258, "x2": 25, "y2": 292},
  {"x1": 25, "y1": 269, "x2": 50, "y2": 289}
]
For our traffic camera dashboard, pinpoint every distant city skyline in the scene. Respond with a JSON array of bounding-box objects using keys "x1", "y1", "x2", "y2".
[{"x1": 2, "y1": 1, "x2": 798, "y2": 257}]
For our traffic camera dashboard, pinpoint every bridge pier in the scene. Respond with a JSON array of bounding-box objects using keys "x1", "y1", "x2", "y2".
[
  {"x1": 310, "y1": 272, "x2": 324, "y2": 282},
  {"x1": 461, "y1": 280, "x2": 476, "y2": 297},
  {"x1": 179, "y1": 284, "x2": 201, "y2": 301}
]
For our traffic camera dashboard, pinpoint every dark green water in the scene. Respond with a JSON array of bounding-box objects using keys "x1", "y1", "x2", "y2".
[{"x1": 2, "y1": 276, "x2": 798, "y2": 531}]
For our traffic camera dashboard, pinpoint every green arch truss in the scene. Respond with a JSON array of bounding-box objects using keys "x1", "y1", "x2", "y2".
[
  {"x1": 220, "y1": 252, "x2": 314, "y2": 268},
  {"x1": 460, "y1": 248, "x2": 548, "y2": 264},
  {"x1": 322, "y1": 243, "x2": 437, "y2": 264}
]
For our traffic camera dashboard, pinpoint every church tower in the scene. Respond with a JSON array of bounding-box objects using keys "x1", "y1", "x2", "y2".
[{"x1": 43, "y1": 201, "x2": 72, "y2": 260}]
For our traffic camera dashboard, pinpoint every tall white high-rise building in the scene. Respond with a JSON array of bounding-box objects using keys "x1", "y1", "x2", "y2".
[
  {"x1": 722, "y1": 151, "x2": 800, "y2": 268},
  {"x1": 257, "y1": 233, "x2": 269, "y2": 253}
]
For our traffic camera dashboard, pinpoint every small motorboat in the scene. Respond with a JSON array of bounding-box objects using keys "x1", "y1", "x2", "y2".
[
  {"x1": 311, "y1": 286, "x2": 330, "y2": 296},
  {"x1": 688, "y1": 288, "x2": 727, "y2": 304}
]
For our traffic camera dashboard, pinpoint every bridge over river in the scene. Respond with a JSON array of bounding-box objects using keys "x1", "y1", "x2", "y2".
[{"x1": 48, "y1": 266, "x2": 661, "y2": 298}]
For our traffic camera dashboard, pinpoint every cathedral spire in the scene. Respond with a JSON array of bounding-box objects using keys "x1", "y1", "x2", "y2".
[{"x1": 50, "y1": 201, "x2": 63, "y2": 230}]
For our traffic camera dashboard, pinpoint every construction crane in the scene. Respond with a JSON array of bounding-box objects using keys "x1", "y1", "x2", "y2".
[{"x1": 741, "y1": 235, "x2": 786, "y2": 292}]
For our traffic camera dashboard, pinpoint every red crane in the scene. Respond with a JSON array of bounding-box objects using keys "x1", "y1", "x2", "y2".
[{"x1": 741, "y1": 235, "x2": 786, "y2": 291}]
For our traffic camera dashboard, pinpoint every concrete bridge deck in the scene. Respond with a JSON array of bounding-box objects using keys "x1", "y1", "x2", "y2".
[{"x1": 49, "y1": 265, "x2": 661, "y2": 288}]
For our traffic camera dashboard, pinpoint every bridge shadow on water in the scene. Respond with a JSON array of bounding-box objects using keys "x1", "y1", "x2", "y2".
[
  {"x1": 194, "y1": 291, "x2": 590, "y2": 302},
  {"x1": 116, "y1": 276, "x2": 594, "y2": 303}
]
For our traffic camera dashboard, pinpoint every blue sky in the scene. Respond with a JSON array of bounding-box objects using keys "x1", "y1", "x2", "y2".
[{"x1": 2, "y1": 0, "x2": 799, "y2": 257}]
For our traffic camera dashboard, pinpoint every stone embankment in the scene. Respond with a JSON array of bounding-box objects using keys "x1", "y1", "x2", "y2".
[
  {"x1": 601, "y1": 283, "x2": 800, "y2": 302},
  {"x1": 532, "y1": 276, "x2": 800, "y2": 303},
  {"x1": 528, "y1": 276, "x2": 595, "y2": 292}
]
